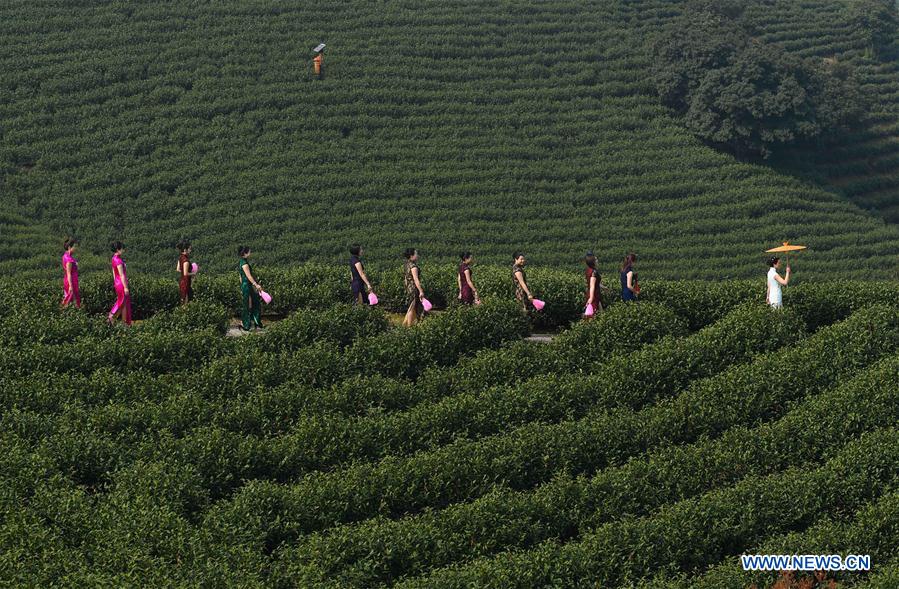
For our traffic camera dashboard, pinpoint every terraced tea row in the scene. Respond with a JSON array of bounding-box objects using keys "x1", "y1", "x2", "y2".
[
  {"x1": 270, "y1": 354, "x2": 899, "y2": 587},
  {"x1": 2, "y1": 281, "x2": 897, "y2": 586},
  {"x1": 395, "y1": 427, "x2": 899, "y2": 588},
  {"x1": 208, "y1": 305, "x2": 898, "y2": 548}
]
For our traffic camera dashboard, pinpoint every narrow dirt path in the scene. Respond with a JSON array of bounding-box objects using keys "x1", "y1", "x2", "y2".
[
  {"x1": 524, "y1": 334, "x2": 555, "y2": 343},
  {"x1": 224, "y1": 315, "x2": 558, "y2": 341}
]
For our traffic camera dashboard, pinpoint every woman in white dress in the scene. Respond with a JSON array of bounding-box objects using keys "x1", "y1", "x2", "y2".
[{"x1": 766, "y1": 256, "x2": 791, "y2": 309}]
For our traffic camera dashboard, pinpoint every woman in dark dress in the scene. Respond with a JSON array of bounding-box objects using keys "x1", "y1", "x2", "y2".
[
  {"x1": 512, "y1": 252, "x2": 534, "y2": 311},
  {"x1": 238, "y1": 245, "x2": 264, "y2": 331},
  {"x1": 349, "y1": 244, "x2": 374, "y2": 305},
  {"x1": 402, "y1": 248, "x2": 425, "y2": 327},
  {"x1": 457, "y1": 252, "x2": 479, "y2": 305},
  {"x1": 620, "y1": 252, "x2": 639, "y2": 302}
]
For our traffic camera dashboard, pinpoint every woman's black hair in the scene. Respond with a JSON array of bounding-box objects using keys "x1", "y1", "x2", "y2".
[
  {"x1": 620, "y1": 253, "x2": 637, "y2": 271},
  {"x1": 403, "y1": 248, "x2": 417, "y2": 259},
  {"x1": 176, "y1": 239, "x2": 191, "y2": 253},
  {"x1": 110, "y1": 240, "x2": 124, "y2": 253},
  {"x1": 461, "y1": 251, "x2": 472, "y2": 261},
  {"x1": 350, "y1": 244, "x2": 362, "y2": 256},
  {"x1": 512, "y1": 252, "x2": 523, "y2": 261},
  {"x1": 63, "y1": 237, "x2": 79, "y2": 251},
  {"x1": 237, "y1": 245, "x2": 251, "y2": 257},
  {"x1": 585, "y1": 252, "x2": 597, "y2": 269},
  {"x1": 768, "y1": 256, "x2": 780, "y2": 267}
]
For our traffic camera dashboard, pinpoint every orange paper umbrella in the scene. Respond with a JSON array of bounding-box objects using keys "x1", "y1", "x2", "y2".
[
  {"x1": 765, "y1": 241, "x2": 808, "y2": 268},
  {"x1": 765, "y1": 242, "x2": 807, "y2": 253}
]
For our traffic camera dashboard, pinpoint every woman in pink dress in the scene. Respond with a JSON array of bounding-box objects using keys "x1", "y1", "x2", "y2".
[
  {"x1": 61, "y1": 237, "x2": 81, "y2": 308},
  {"x1": 108, "y1": 241, "x2": 132, "y2": 325}
]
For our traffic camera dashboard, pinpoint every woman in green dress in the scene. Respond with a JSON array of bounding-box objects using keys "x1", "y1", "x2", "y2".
[
  {"x1": 402, "y1": 247, "x2": 425, "y2": 327},
  {"x1": 237, "y1": 245, "x2": 264, "y2": 331}
]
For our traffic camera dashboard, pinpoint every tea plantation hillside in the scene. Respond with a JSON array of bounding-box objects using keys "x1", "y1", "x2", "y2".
[
  {"x1": 2, "y1": 0, "x2": 899, "y2": 279},
  {"x1": 731, "y1": 0, "x2": 899, "y2": 224},
  {"x1": 2, "y1": 277, "x2": 898, "y2": 586}
]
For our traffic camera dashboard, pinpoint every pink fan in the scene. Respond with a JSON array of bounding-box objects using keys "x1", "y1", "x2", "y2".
[
  {"x1": 259, "y1": 290, "x2": 272, "y2": 304},
  {"x1": 584, "y1": 303, "x2": 594, "y2": 317},
  {"x1": 421, "y1": 297, "x2": 433, "y2": 312},
  {"x1": 368, "y1": 292, "x2": 379, "y2": 305},
  {"x1": 531, "y1": 298, "x2": 545, "y2": 311},
  {"x1": 190, "y1": 262, "x2": 199, "y2": 274}
]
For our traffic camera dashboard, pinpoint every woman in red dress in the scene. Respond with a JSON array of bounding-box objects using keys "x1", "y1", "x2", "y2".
[
  {"x1": 457, "y1": 252, "x2": 479, "y2": 305},
  {"x1": 176, "y1": 240, "x2": 196, "y2": 304}
]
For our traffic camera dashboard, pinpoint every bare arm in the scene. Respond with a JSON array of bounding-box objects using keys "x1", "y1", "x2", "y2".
[
  {"x1": 626, "y1": 270, "x2": 634, "y2": 292},
  {"x1": 514, "y1": 271, "x2": 533, "y2": 299},
  {"x1": 457, "y1": 272, "x2": 462, "y2": 298},
  {"x1": 242, "y1": 264, "x2": 260, "y2": 290},
  {"x1": 464, "y1": 268, "x2": 476, "y2": 293},
  {"x1": 117, "y1": 264, "x2": 129, "y2": 293},
  {"x1": 775, "y1": 267, "x2": 790, "y2": 286},
  {"x1": 588, "y1": 274, "x2": 596, "y2": 303},
  {"x1": 355, "y1": 262, "x2": 372, "y2": 290},
  {"x1": 412, "y1": 267, "x2": 424, "y2": 296}
]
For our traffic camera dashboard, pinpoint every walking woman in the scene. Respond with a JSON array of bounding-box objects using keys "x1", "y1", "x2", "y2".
[
  {"x1": 238, "y1": 246, "x2": 264, "y2": 331},
  {"x1": 176, "y1": 240, "x2": 197, "y2": 305},
  {"x1": 108, "y1": 241, "x2": 132, "y2": 325},
  {"x1": 350, "y1": 244, "x2": 374, "y2": 305},
  {"x1": 620, "y1": 253, "x2": 639, "y2": 302},
  {"x1": 766, "y1": 256, "x2": 791, "y2": 309},
  {"x1": 402, "y1": 248, "x2": 425, "y2": 327},
  {"x1": 584, "y1": 251, "x2": 604, "y2": 316},
  {"x1": 61, "y1": 237, "x2": 81, "y2": 308},
  {"x1": 457, "y1": 252, "x2": 479, "y2": 305},
  {"x1": 512, "y1": 252, "x2": 534, "y2": 311}
]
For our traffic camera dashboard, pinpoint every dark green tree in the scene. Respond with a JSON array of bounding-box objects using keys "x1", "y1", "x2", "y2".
[
  {"x1": 653, "y1": 6, "x2": 866, "y2": 157},
  {"x1": 686, "y1": 44, "x2": 863, "y2": 157},
  {"x1": 651, "y1": 11, "x2": 746, "y2": 109}
]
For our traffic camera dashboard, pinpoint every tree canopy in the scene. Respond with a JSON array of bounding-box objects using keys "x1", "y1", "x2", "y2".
[{"x1": 652, "y1": 3, "x2": 867, "y2": 157}]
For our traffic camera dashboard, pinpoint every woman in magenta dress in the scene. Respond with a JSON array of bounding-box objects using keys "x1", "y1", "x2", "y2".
[
  {"x1": 583, "y1": 251, "x2": 606, "y2": 318},
  {"x1": 457, "y1": 252, "x2": 479, "y2": 305},
  {"x1": 61, "y1": 237, "x2": 81, "y2": 308},
  {"x1": 108, "y1": 241, "x2": 132, "y2": 326}
]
